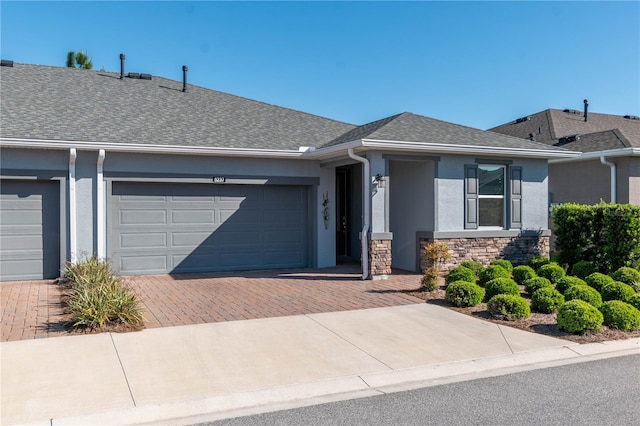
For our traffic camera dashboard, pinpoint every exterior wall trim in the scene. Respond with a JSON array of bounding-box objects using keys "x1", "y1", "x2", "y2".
[
  {"x1": 370, "y1": 232, "x2": 393, "y2": 240},
  {"x1": 418, "y1": 229, "x2": 551, "y2": 239},
  {"x1": 104, "y1": 174, "x2": 320, "y2": 186}
]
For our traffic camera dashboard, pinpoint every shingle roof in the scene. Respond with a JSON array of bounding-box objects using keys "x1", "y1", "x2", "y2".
[
  {"x1": 0, "y1": 63, "x2": 355, "y2": 150},
  {"x1": 489, "y1": 109, "x2": 640, "y2": 152},
  {"x1": 323, "y1": 112, "x2": 568, "y2": 151}
]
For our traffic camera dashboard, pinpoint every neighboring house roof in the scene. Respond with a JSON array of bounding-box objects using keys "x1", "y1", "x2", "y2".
[
  {"x1": 1, "y1": 62, "x2": 575, "y2": 159},
  {"x1": 488, "y1": 109, "x2": 640, "y2": 153}
]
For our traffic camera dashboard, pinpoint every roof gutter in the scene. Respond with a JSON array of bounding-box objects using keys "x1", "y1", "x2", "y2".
[
  {"x1": 600, "y1": 156, "x2": 617, "y2": 203},
  {"x1": 549, "y1": 148, "x2": 640, "y2": 164},
  {"x1": 347, "y1": 148, "x2": 370, "y2": 280}
]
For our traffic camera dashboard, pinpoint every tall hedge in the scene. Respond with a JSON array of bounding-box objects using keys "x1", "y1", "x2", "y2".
[{"x1": 552, "y1": 203, "x2": 640, "y2": 272}]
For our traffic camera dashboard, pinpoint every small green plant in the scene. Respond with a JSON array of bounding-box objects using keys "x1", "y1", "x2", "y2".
[
  {"x1": 611, "y1": 267, "x2": 640, "y2": 292},
  {"x1": 571, "y1": 261, "x2": 596, "y2": 279},
  {"x1": 537, "y1": 263, "x2": 566, "y2": 283},
  {"x1": 485, "y1": 278, "x2": 520, "y2": 300},
  {"x1": 557, "y1": 300, "x2": 603, "y2": 334},
  {"x1": 599, "y1": 301, "x2": 640, "y2": 331},
  {"x1": 420, "y1": 267, "x2": 440, "y2": 292},
  {"x1": 445, "y1": 281, "x2": 485, "y2": 307},
  {"x1": 585, "y1": 272, "x2": 614, "y2": 292},
  {"x1": 460, "y1": 260, "x2": 484, "y2": 276},
  {"x1": 445, "y1": 265, "x2": 477, "y2": 286},
  {"x1": 478, "y1": 265, "x2": 511, "y2": 287},
  {"x1": 524, "y1": 276, "x2": 552, "y2": 295},
  {"x1": 490, "y1": 259, "x2": 513, "y2": 273},
  {"x1": 555, "y1": 276, "x2": 588, "y2": 294},
  {"x1": 487, "y1": 294, "x2": 530, "y2": 320},
  {"x1": 526, "y1": 255, "x2": 550, "y2": 272},
  {"x1": 512, "y1": 265, "x2": 536, "y2": 285},
  {"x1": 531, "y1": 287, "x2": 564, "y2": 314},
  {"x1": 601, "y1": 281, "x2": 636, "y2": 302},
  {"x1": 627, "y1": 293, "x2": 640, "y2": 311},
  {"x1": 564, "y1": 285, "x2": 603, "y2": 309}
]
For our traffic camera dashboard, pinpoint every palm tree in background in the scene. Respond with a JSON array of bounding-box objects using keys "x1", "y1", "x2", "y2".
[{"x1": 66, "y1": 51, "x2": 93, "y2": 69}]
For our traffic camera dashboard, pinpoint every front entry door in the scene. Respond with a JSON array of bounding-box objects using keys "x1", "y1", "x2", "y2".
[{"x1": 336, "y1": 168, "x2": 351, "y2": 257}]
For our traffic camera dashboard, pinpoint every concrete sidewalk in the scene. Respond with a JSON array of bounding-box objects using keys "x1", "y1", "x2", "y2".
[{"x1": 1, "y1": 303, "x2": 638, "y2": 426}]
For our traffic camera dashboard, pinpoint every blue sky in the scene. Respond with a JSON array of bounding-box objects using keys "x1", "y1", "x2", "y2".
[{"x1": 1, "y1": 1, "x2": 638, "y2": 129}]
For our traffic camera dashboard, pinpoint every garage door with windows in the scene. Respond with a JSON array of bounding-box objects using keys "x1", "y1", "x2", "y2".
[
  {"x1": 0, "y1": 180, "x2": 61, "y2": 281},
  {"x1": 109, "y1": 182, "x2": 310, "y2": 275}
]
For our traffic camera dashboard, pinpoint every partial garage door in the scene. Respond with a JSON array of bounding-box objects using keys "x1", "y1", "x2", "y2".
[
  {"x1": 0, "y1": 180, "x2": 61, "y2": 281},
  {"x1": 109, "y1": 182, "x2": 310, "y2": 275}
]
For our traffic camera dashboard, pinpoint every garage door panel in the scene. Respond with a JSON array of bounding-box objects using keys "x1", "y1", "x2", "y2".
[
  {"x1": 110, "y1": 182, "x2": 309, "y2": 275},
  {"x1": 0, "y1": 234, "x2": 44, "y2": 250},
  {"x1": 264, "y1": 251, "x2": 304, "y2": 266}
]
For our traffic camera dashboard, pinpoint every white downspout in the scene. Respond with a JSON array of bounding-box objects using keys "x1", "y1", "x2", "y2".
[
  {"x1": 348, "y1": 148, "x2": 370, "y2": 280},
  {"x1": 69, "y1": 149, "x2": 77, "y2": 263},
  {"x1": 97, "y1": 150, "x2": 106, "y2": 259},
  {"x1": 600, "y1": 156, "x2": 617, "y2": 203}
]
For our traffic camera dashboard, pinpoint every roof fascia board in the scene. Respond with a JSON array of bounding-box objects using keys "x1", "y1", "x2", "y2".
[
  {"x1": 358, "y1": 138, "x2": 580, "y2": 159},
  {"x1": 549, "y1": 148, "x2": 640, "y2": 164},
  {"x1": 0, "y1": 138, "x2": 305, "y2": 159}
]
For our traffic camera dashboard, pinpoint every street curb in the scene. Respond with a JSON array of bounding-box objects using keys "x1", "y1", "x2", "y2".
[{"x1": 23, "y1": 337, "x2": 637, "y2": 426}]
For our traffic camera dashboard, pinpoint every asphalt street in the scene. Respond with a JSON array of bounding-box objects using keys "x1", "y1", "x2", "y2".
[{"x1": 200, "y1": 354, "x2": 640, "y2": 426}]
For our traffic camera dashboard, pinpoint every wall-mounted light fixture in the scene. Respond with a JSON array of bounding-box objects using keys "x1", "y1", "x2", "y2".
[
  {"x1": 374, "y1": 174, "x2": 383, "y2": 182},
  {"x1": 322, "y1": 192, "x2": 330, "y2": 230}
]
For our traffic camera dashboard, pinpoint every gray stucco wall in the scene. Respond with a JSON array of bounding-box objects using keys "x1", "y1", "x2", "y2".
[
  {"x1": 629, "y1": 157, "x2": 640, "y2": 205},
  {"x1": 549, "y1": 159, "x2": 613, "y2": 204}
]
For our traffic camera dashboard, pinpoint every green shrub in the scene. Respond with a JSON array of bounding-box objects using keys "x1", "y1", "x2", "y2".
[
  {"x1": 557, "y1": 300, "x2": 603, "y2": 334},
  {"x1": 487, "y1": 294, "x2": 530, "y2": 320},
  {"x1": 626, "y1": 293, "x2": 640, "y2": 311},
  {"x1": 526, "y1": 255, "x2": 550, "y2": 272},
  {"x1": 531, "y1": 287, "x2": 565, "y2": 314},
  {"x1": 601, "y1": 281, "x2": 636, "y2": 302},
  {"x1": 555, "y1": 276, "x2": 588, "y2": 294},
  {"x1": 460, "y1": 260, "x2": 485, "y2": 276},
  {"x1": 485, "y1": 278, "x2": 520, "y2": 300},
  {"x1": 537, "y1": 263, "x2": 566, "y2": 283},
  {"x1": 585, "y1": 272, "x2": 614, "y2": 292},
  {"x1": 420, "y1": 267, "x2": 440, "y2": 292},
  {"x1": 63, "y1": 257, "x2": 144, "y2": 329},
  {"x1": 599, "y1": 301, "x2": 640, "y2": 331},
  {"x1": 513, "y1": 265, "x2": 536, "y2": 285},
  {"x1": 445, "y1": 266, "x2": 476, "y2": 286},
  {"x1": 611, "y1": 267, "x2": 640, "y2": 292},
  {"x1": 564, "y1": 285, "x2": 603, "y2": 309},
  {"x1": 524, "y1": 276, "x2": 552, "y2": 295},
  {"x1": 571, "y1": 261, "x2": 596, "y2": 279},
  {"x1": 490, "y1": 259, "x2": 513, "y2": 273},
  {"x1": 478, "y1": 265, "x2": 511, "y2": 287},
  {"x1": 445, "y1": 281, "x2": 484, "y2": 307}
]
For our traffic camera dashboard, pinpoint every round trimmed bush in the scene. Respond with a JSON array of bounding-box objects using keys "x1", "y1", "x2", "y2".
[
  {"x1": 585, "y1": 272, "x2": 614, "y2": 292},
  {"x1": 460, "y1": 260, "x2": 484, "y2": 276},
  {"x1": 490, "y1": 259, "x2": 513, "y2": 273},
  {"x1": 445, "y1": 266, "x2": 476, "y2": 286},
  {"x1": 557, "y1": 300, "x2": 603, "y2": 334},
  {"x1": 571, "y1": 261, "x2": 596, "y2": 279},
  {"x1": 537, "y1": 263, "x2": 566, "y2": 283},
  {"x1": 479, "y1": 265, "x2": 511, "y2": 287},
  {"x1": 485, "y1": 278, "x2": 520, "y2": 300},
  {"x1": 555, "y1": 276, "x2": 587, "y2": 294},
  {"x1": 531, "y1": 287, "x2": 564, "y2": 314},
  {"x1": 526, "y1": 255, "x2": 550, "y2": 272},
  {"x1": 627, "y1": 293, "x2": 640, "y2": 311},
  {"x1": 524, "y1": 276, "x2": 552, "y2": 295},
  {"x1": 601, "y1": 281, "x2": 636, "y2": 302},
  {"x1": 513, "y1": 265, "x2": 536, "y2": 285},
  {"x1": 611, "y1": 267, "x2": 640, "y2": 292},
  {"x1": 599, "y1": 301, "x2": 640, "y2": 331},
  {"x1": 445, "y1": 281, "x2": 484, "y2": 307},
  {"x1": 487, "y1": 294, "x2": 530, "y2": 320},
  {"x1": 564, "y1": 285, "x2": 603, "y2": 309}
]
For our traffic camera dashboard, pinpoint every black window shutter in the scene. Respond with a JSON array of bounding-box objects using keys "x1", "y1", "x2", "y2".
[
  {"x1": 465, "y1": 165, "x2": 478, "y2": 229},
  {"x1": 510, "y1": 166, "x2": 523, "y2": 229}
]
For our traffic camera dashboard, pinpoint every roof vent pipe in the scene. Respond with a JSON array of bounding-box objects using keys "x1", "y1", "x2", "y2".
[
  {"x1": 182, "y1": 65, "x2": 188, "y2": 92},
  {"x1": 119, "y1": 53, "x2": 125, "y2": 79},
  {"x1": 584, "y1": 99, "x2": 588, "y2": 122}
]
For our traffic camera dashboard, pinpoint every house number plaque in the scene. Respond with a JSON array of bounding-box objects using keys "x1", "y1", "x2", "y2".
[{"x1": 212, "y1": 177, "x2": 226, "y2": 183}]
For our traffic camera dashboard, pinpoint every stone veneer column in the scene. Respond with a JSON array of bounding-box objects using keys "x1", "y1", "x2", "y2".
[{"x1": 368, "y1": 239, "x2": 392, "y2": 279}]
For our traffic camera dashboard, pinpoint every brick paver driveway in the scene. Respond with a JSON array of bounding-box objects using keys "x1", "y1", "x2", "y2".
[{"x1": 1, "y1": 263, "x2": 424, "y2": 342}]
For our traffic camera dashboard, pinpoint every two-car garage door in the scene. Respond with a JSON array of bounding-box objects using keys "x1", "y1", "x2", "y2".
[{"x1": 109, "y1": 182, "x2": 310, "y2": 275}]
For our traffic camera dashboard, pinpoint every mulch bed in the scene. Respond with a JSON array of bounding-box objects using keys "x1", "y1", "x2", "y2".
[{"x1": 408, "y1": 284, "x2": 640, "y2": 344}]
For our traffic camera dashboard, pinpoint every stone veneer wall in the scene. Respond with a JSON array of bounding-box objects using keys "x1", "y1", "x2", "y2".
[
  {"x1": 368, "y1": 239, "x2": 392, "y2": 278},
  {"x1": 419, "y1": 235, "x2": 550, "y2": 273}
]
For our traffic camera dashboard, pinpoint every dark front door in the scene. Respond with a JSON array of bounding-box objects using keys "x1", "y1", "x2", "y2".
[{"x1": 336, "y1": 168, "x2": 351, "y2": 257}]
